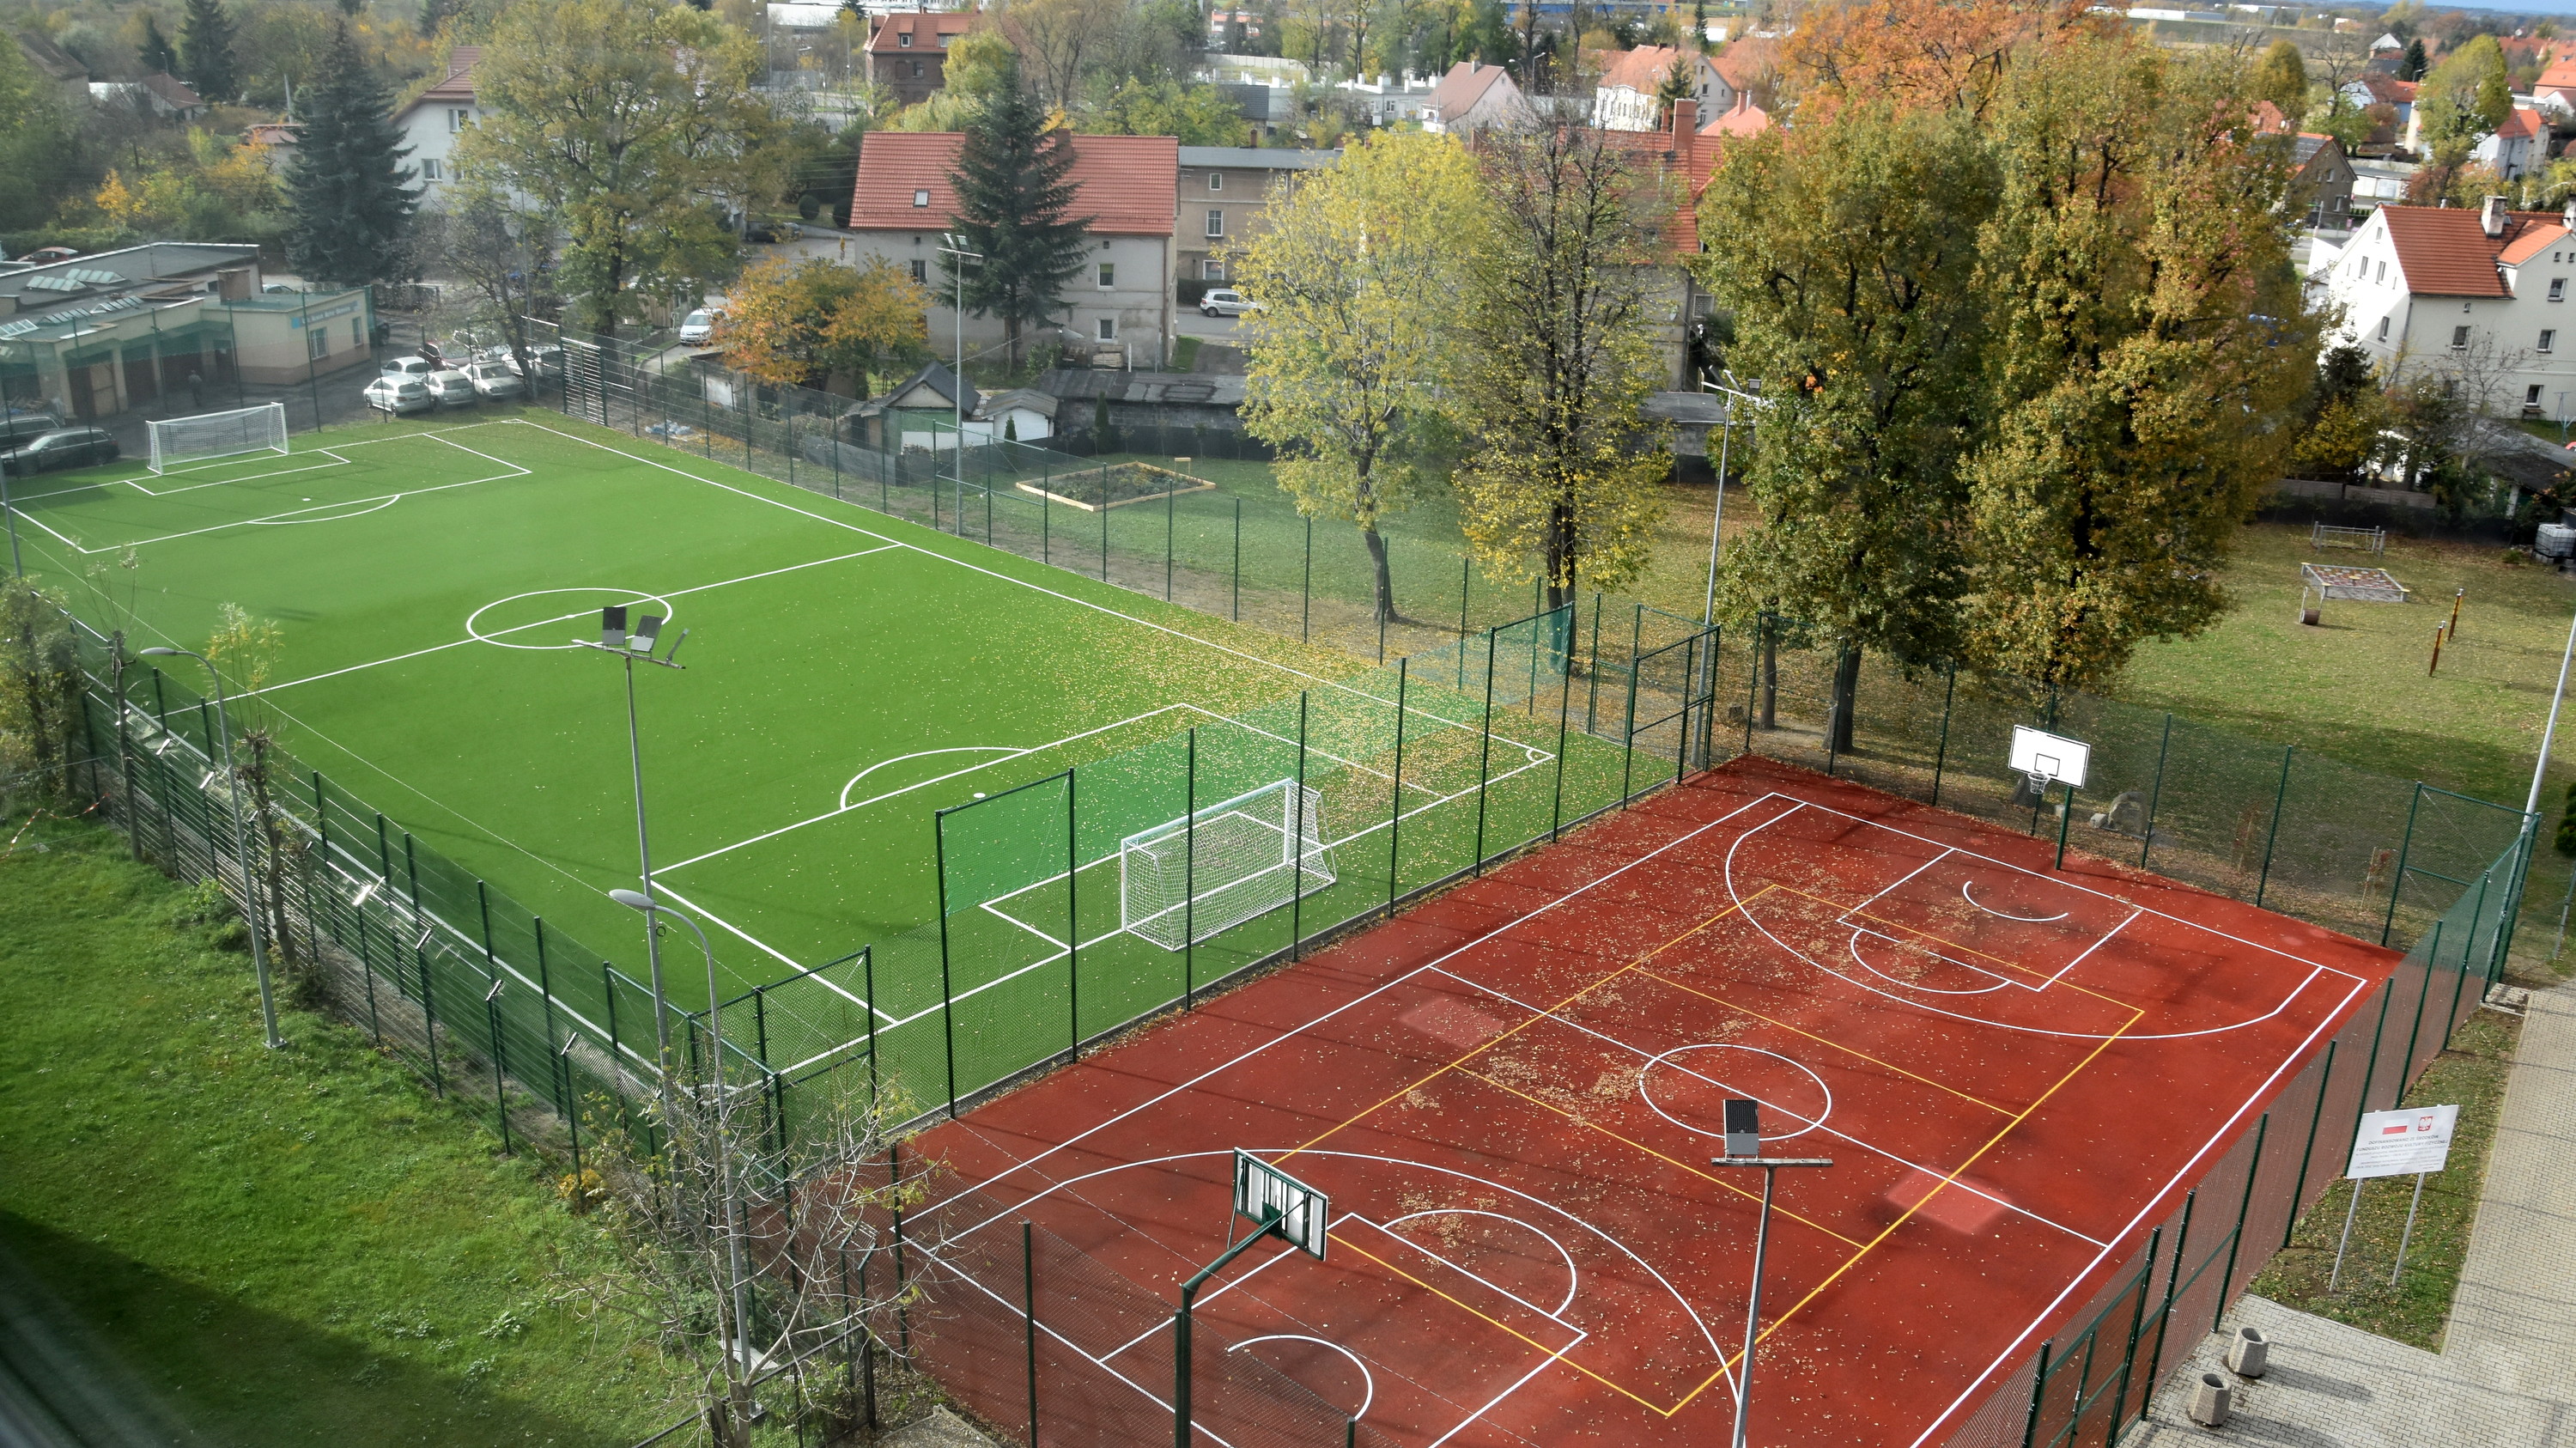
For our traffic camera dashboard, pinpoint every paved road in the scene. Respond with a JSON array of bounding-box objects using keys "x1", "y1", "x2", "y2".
[{"x1": 2128, "y1": 983, "x2": 2576, "y2": 1445}]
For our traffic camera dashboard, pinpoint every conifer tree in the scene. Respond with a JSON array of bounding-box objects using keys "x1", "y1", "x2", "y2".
[
  {"x1": 945, "y1": 54, "x2": 1091, "y2": 371},
  {"x1": 141, "y1": 16, "x2": 179, "y2": 76},
  {"x1": 285, "y1": 23, "x2": 421, "y2": 285},
  {"x1": 180, "y1": 0, "x2": 239, "y2": 103}
]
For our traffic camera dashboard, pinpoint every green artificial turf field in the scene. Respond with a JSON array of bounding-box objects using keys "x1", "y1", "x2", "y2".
[{"x1": 6, "y1": 417, "x2": 1647, "y2": 1102}]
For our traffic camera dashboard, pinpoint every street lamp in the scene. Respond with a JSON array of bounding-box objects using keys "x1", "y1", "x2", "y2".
[
  {"x1": 577, "y1": 605, "x2": 690, "y2": 1129},
  {"x1": 610, "y1": 888, "x2": 754, "y2": 1376},
  {"x1": 939, "y1": 233, "x2": 983, "y2": 520},
  {"x1": 1710, "y1": 1098, "x2": 1832, "y2": 1448},
  {"x1": 1698, "y1": 370, "x2": 1773, "y2": 626},
  {"x1": 140, "y1": 644, "x2": 283, "y2": 1049}
]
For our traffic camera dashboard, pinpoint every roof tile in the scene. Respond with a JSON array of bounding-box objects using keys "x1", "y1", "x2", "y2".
[{"x1": 850, "y1": 131, "x2": 1177, "y2": 235}]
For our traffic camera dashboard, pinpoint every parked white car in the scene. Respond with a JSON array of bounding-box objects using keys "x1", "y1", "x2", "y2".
[
  {"x1": 362, "y1": 375, "x2": 434, "y2": 414},
  {"x1": 381, "y1": 355, "x2": 435, "y2": 380},
  {"x1": 1199, "y1": 289, "x2": 1261, "y2": 318},
  {"x1": 507, "y1": 344, "x2": 564, "y2": 380},
  {"x1": 466, "y1": 362, "x2": 526, "y2": 400},
  {"x1": 677, "y1": 308, "x2": 723, "y2": 344},
  {"x1": 424, "y1": 369, "x2": 479, "y2": 407}
]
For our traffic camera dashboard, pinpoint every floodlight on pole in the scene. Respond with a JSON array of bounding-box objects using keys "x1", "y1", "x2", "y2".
[
  {"x1": 577, "y1": 606, "x2": 690, "y2": 1135},
  {"x1": 141, "y1": 644, "x2": 283, "y2": 1049},
  {"x1": 1709, "y1": 1098, "x2": 1832, "y2": 1448},
  {"x1": 610, "y1": 889, "x2": 755, "y2": 1378}
]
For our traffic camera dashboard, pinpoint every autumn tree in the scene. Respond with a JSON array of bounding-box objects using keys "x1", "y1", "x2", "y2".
[
  {"x1": 459, "y1": 0, "x2": 767, "y2": 337},
  {"x1": 2417, "y1": 34, "x2": 2511, "y2": 165},
  {"x1": 1236, "y1": 131, "x2": 1482, "y2": 626},
  {"x1": 1453, "y1": 124, "x2": 1672, "y2": 615},
  {"x1": 716, "y1": 255, "x2": 929, "y2": 395},
  {"x1": 1778, "y1": 0, "x2": 2086, "y2": 117},
  {"x1": 2251, "y1": 40, "x2": 2306, "y2": 120},
  {"x1": 945, "y1": 53, "x2": 1091, "y2": 370},
  {"x1": 1961, "y1": 37, "x2": 2321, "y2": 689}
]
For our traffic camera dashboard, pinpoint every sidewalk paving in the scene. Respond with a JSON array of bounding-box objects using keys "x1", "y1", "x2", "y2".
[{"x1": 2126, "y1": 985, "x2": 2576, "y2": 1445}]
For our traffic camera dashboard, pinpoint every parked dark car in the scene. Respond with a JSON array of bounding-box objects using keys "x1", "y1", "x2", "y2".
[
  {"x1": 0, "y1": 408, "x2": 64, "y2": 450},
  {"x1": 2, "y1": 426, "x2": 120, "y2": 476}
]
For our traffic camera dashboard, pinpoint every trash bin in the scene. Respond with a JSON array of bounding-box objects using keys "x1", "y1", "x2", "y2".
[
  {"x1": 2189, "y1": 1372, "x2": 2232, "y2": 1428},
  {"x1": 2227, "y1": 1325, "x2": 2269, "y2": 1378}
]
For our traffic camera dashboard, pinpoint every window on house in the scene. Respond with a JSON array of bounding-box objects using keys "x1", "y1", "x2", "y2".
[
  {"x1": 2530, "y1": 385, "x2": 2548, "y2": 409},
  {"x1": 913, "y1": 189, "x2": 929, "y2": 208},
  {"x1": 910, "y1": 258, "x2": 927, "y2": 283},
  {"x1": 2376, "y1": 259, "x2": 2386, "y2": 283},
  {"x1": 898, "y1": 31, "x2": 913, "y2": 45},
  {"x1": 1097, "y1": 261, "x2": 1115, "y2": 289},
  {"x1": 2452, "y1": 325, "x2": 2471, "y2": 349},
  {"x1": 352, "y1": 319, "x2": 365, "y2": 350},
  {"x1": 909, "y1": 59, "x2": 923, "y2": 77},
  {"x1": 2378, "y1": 316, "x2": 2391, "y2": 341},
  {"x1": 2545, "y1": 329, "x2": 2559, "y2": 353},
  {"x1": 448, "y1": 107, "x2": 470, "y2": 132},
  {"x1": 2555, "y1": 277, "x2": 2567, "y2": 301},
  {"x1": 1203, "y1": 259, "x2": 1224, "y2": 281},
  {"x1": 421, "y1": 157, "x2": 440, "y2": 181},
  {"x1": 1209, "y1": 172, "x2": 1224, "y2": 192},
  {"x1": 1097, "y1": 316, "x2": 1117, "y2": 341},
  {"x1": 1206, "y1": 209, "x2": 1224, "y2": 238},
  {"x1": 308, "y1": 326, "x2": 329, "y2": 361}
]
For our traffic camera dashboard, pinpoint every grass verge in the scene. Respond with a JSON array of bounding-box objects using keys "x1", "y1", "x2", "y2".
[
  {"x1": 0, "y1": 813, "x2": 689, "y2": 1446},
  {"x1": 2246, "y1": 1003, "x2": 2522, "y2": 1348}
]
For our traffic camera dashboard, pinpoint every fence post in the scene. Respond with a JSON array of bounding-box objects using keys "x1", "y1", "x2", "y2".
[
  {"x1": 1929, "y1": 662, "x2": 1958, "y2": 807},
  {"x1": 1023, "y1": 1220, "x2": 1040, "y2": 1448},
  {"x1": 1552, "y1": 618, "x2": 1574, "y2": 841},
  {"x1": 1585, "y1": 592, "x2": 1604, "y2": 735},
  {"x1": 2106, "y1": 1225, "x2": 2160, "y2": 1439},
  {"x1": 2143, "y1": 1188, "x2": 2195, "y2": 1403},
  {"x1": 2286, "y1": 1039, "x2": 2336, "y2": 1249},
  {"x1": 2215, "y1": 1113, "x2": 2268, "y2": 1328},
  {"x1": 2443, "y1": 897, "x2": 2479, "y2": 1049},
  {"x1": 2141, "y1": 714, "x2": 2173, "y2": 870},
  {"x1": 534, "y1": 916, "x2": 563, "y2": 1112},
  {"x1": 1183, "y1": 727, "x2": 1198, "y2": 1008},
  {"x1": 2253, "y1": 745, "x2": 2293, "y2": 909},
  {"x1": 862, "y1": 946, "x2": 879, "y2": 1109},
  {"x1": 2020, "y1": 1342, "x2": 2052, "y2": 1448},
  {"x1": 1101, "y1": 480, "x2": 1110, "y2": 581},
  {"x1": 2348, "y1": 983, "x2": 2395, "y2": 1147},
  {"x1": 1042, "y1": 484, "x2": 1050, "y2": 564},
  {"x1": 1302, "y1": 515, "x2": 1312, "y2": 642},
  {"x1": 1459, "y1": 557, "x2": 1472, "y2": 684},
  {"x1": 2379, "y1": 786, "x2": 2424, "y2": 946},
  {"x1": 2396, "y1": 915, "x2": 2445, "y2": 1101},
  {"x1": 405, "y1": 832, "x2": 441, "y2": 1097},
  {"x1": 1619, "y1": 624, "x2": 1643, "y2": 805},
  {"x1": 484, "y1": 980, "x2": 513, "y2": 1154},
  {"x1": 935, "y1": 808, "x2": 957, "y2": 1116},
  {"x1": 1291, "y1": 691, "x2": 1309, "y2": 961},
  {"x1": 1165, "y1": 480, "x2": 1175, "y2": 601},
  {"x1": 1232, "y1": 496, "x2": 1242, "y2": 621},
  {"x1": 1389, "y1": 659, "x2": 1409, "y2": 914},
  {"x1": 1067, "y1": 770, "x2": 1080, "y2": 1059},
  {"x1": 1473, "y1": 625, "x2": 1498, "y2": 874}
]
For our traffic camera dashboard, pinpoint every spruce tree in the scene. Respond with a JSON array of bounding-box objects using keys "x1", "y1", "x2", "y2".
[
  {"x1": 180, "y1": 0, "x2": 238, "y2": 103},
  {"x1": 286, "y1": 23, "x2": 421, "y2": 286},
  {"x1": 2402, "y1": 38, "x2": 2427, "y2": 82},
  {"x1": 141, "y1": 16, "x2": 179, "y2": 76},
  {"x1": 945, "y1": 56, "x2": 1092, "y2": 371}
]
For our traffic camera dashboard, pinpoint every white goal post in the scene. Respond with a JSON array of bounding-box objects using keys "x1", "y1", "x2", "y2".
[
  {"x1": 147, "y1": 402, "x2": 289, "y2": 475},
  {"x1": 1121, "y1": 779, "x2": 1335, "y2": 952}
]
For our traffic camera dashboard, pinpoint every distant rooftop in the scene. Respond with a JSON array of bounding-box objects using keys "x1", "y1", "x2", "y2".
[{"x1": 1176, "y1": 146, "x2": 1340, "y2": 169}]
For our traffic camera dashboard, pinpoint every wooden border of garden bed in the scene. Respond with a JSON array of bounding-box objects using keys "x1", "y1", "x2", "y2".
[{"x1": 1012, "y1": 462, "x2": 1217, "y2": 512}]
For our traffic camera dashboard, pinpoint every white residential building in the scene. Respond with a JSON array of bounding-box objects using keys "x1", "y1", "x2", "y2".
[
  {"x1": 1591, "y1": 46, "x2": 1741, "y2": 132},
  {"x1": 2311, "y1": 198, "x2": 2576, "y2": 421},
  {"x1": 395, "y1": 46, "x2": 483, "y2": 204}
]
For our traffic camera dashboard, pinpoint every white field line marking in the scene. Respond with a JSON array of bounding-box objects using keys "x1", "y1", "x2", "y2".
[
  {"x1": 45, "y1": 456, "x2": 533, "y2": 552},
  {"x1": 9, "y1": 451, "x2": 353, "y2": 502},
  {"x1": 1435, "y1": 966, "x2": 2109, "y2": 1248},
  {"x1": 246, "y1": 545, "x2": 899, "y2": 697},
  {"x1": 648, "y1": 881, "x2": 808, "y2": 976},
  {"x1": 1727, "y1": 799, "x2": 2349, "y2": 1040},
  {"x1": 1902, "y1": 963, "x2": 2372, "y2": 1448},
  {"x1": 1845, "y1": 929, "x2": 2015, "y2": 996},
  {"x1": 1100, "y1": 1237, "x2": 1306, "y2": 1360},
  {"x1": 512, "y1": 418, "x2": 1496, "y2": 733},
  {"x1": 839, "y1": 746, "x2": 1021, "y2": 808},
  {"x1": 1959, "y1": 880, "x2": 2071, "y2": 922},
  {"x1": 1230, "y1": 1335, "x2": 1376, "y2": 1421},
  {"x1": 1363, "y1": 1209, "x2": 1583, "y2": 1325}
]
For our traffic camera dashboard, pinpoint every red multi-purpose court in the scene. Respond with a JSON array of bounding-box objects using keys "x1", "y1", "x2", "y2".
[{"x1": 901, "y1": 757, "x2": 2395, "y2": 1448}]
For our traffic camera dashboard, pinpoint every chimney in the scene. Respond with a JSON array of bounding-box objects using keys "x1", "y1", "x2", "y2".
[
  {"x1": 2482, "y1": 194, "x2": 2507, "y2": 238},
  {"x1": 1671, "y1": 97, "x2": 1696, "y2": 143}
]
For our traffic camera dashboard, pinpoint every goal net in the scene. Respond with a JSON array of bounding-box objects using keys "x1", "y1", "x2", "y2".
[
  {"x1": 147, "y1": 402, "x2": 289, "y2": 475},
  {"x1": 1121, "y1": 779, "x2": 1335, "y2": 952}
]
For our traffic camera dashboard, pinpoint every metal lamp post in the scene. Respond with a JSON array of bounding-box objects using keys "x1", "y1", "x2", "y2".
[
  {"x1": 939, "y1": 233, "x2": 982, "y2": 521},
  {"x1": 611, "y1": 889, "x2": 755, "y2": 1379},
  {"x1": 577, "y1": 605, "x2": 689, "y2": 1129},
  {"x1": 140, "y1": 645, "x2": 283, "y2": 1049},
  {"x1": 3, "y1": 461, "x2": 21, "y2": 577},
  {"x1": 1698, "y1": 372, "x2": 1772, "y2": 626},
  {"x1": 1710, "y1": 1099, "x2": 1832, "y2": 1448}
]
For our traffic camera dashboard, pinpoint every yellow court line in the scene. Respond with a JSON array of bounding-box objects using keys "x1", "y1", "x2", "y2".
[
  {"x1": 1275, "y1": 890, "x2": 1772, "y2": 1166},
  {"x1": 1662, "y1": 1007, "x2": 2144, "y2": 1415},
  {"x1": 1765, "y1": 883, "x2": 2134, "y2": 1010},
  {"x1": 1461, "y1": 1066, "x2": 1868, "y2": 1250},
  {"x1": 1326, "y1": 1234, "x2": 1680, "y2": 1414},
  {"x1": 1640, "y1": 970, "x2": 2020, "y2": 1117}
]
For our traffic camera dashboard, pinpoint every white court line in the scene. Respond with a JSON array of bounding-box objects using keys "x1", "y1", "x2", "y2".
[
  {"x1": 648, "y1": 881, "x2": 810, "y2": 977},
  {"x1": 1230, "y1": 1336, "x2": 1375, "y2": 1421},
  {"x1": 1368, "y1": 1208, "x2": 1583, "y2": 1323},
  {"x1": 1844, "y1": 930, "x2": 2016, "y2": 996},
  {"x1": 1960, "y1": 880, "x2": 2070, "y2": 922},
  {"x1": 246, "y1": 544, "x2": 899, "y2": 697}
]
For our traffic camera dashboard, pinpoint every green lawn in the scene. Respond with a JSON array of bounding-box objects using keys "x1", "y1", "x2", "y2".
[{"x1": 0, "y1": 817, "x2": 689, "y2": 1445}]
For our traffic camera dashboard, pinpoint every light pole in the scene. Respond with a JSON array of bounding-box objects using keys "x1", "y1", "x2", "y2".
[
  {"x1": 1710, "y1": 1099, "x2": 1832, "y2": 1448},
  {"x1": 141, "y1": 645, "x2": 282, "y2": 1049},
  {"x1": 3, "y1": 461, "x2": 21, "y2": 577},
  {"x1": 1698, "y1": 372, "x2": 1772, "y2": 626},
  {"x1": 939, "y1": 233, "x2": 983, "y2": 521},
  {"x1": 577, "y1": 605, "x2": 689, "y2": 1129},
  {"x1": 611, "y1": 889, "x2": 755, "y2": 1384}
]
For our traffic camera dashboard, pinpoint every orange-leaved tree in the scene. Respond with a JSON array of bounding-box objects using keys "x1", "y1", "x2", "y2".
[
  {"x1": 715, "y1": 256, "x2": 931, "y2": 397},
  {"x1": 1779, "y1": 0, "x2": 2094, "y2": 119}
]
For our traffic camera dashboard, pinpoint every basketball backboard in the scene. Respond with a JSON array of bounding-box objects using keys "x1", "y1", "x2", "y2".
[
  {"x1": 2009, "y1": 726, "x2": 2091, "y2": 789},
  {"x1": 1232, "y1": 1149, "x2": 1329, "y2": 1259}
]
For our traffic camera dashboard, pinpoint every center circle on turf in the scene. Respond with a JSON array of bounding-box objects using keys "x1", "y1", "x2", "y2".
[
  {"x1": 466, "y1": 587, "x2": 674, "y2": 652},
  {"x1": 1640, "y1": 1044, "x2": 1832, "y2": 1143}
]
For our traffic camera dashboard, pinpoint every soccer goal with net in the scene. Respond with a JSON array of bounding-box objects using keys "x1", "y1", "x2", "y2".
[
  {"x1": 147, "y1": 402, "x2": 289, "y2": 475},
  {"x1": 1121, "y1": 779, "x2": 1335, "y2": 952}
]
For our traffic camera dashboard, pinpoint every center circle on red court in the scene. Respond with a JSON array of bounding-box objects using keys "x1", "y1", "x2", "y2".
[{"x1": 1639, "y1": 1044, "x2": 1832, "y2": 1143}]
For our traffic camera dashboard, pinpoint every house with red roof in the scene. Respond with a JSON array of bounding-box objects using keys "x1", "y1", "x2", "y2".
[
  {"x1": 2312, "y1": 198, "x2": 2576, "y2": 420},
  {"x1": 1591, "y1": 46, "x2": 1738, "y2": 132},
  {"x1": 2469, "y1": 105, "x2": 2547, "y2": 181},
  {"x1": 867, "y1": 11, "x2": 977, "y2": 106},
  {"x1": 845, "y1": 131, "x2": 1180, "y2": 368},
  {"x1": 1597, "y1": 98, "x2": 1728, "y2": 387},
  {"x1": 394, "y1": 46, "x2": 483, "y2": 204},
  {"x1": 1422, "y1": 62, "x2": 1528, "y2": 136},
  {"x1": 2537, "y1": 54, "x2": 2576, "y2": 118}
]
